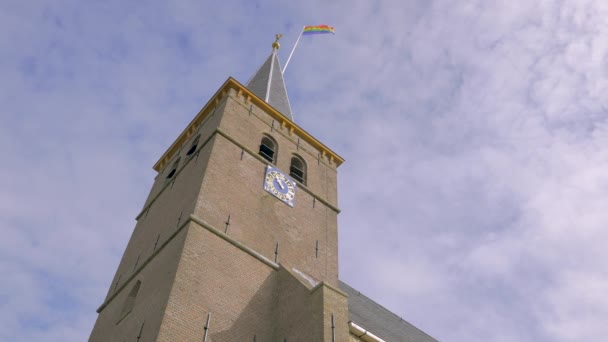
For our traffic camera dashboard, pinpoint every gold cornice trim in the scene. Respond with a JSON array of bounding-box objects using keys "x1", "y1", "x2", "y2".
[
  {"x1": 152, "y1": 79, "x2": 231, "y2": 171},
  {"x1": 153, "y1": 77, "x2": 344, "y2": 172}
]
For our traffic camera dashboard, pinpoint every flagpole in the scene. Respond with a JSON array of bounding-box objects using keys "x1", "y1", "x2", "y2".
[{"x1": 282, "y1": 26, "x2": 305, "y2": 74}]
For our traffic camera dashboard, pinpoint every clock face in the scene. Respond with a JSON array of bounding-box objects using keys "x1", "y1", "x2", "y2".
[{"x1": 263, "y1": 165, "x2": 296, "y2": 207}]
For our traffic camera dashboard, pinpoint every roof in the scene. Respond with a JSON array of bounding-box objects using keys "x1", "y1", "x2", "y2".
[
  {"x1": 246, "y1": 49, "x2": 294, "y2": 121},
  {"x1": 340, "y1": 281, "x2": 439, "y2": 342}
]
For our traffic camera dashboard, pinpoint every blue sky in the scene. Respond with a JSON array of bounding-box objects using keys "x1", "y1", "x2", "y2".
[{"x1": 2, "y1": 1, "x2": 608, "y2": 341}]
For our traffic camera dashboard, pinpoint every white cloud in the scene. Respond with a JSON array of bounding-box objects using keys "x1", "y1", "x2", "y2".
[{"x1": 1, "y1": 0, "x2": 608, "y2": 341}]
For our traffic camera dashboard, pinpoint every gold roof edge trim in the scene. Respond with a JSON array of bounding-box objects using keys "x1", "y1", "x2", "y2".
[{"x1": 153, "y1": 77, "x2": 345, "y2": 172}]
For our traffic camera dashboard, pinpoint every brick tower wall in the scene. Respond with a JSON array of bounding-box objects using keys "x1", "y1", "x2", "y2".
[
  {"x1": 90, "y1": 82, "x2": 347, "y2": 341},
  {"x1": 194, "y1": 90, "x2": 340, "y2": 286}
]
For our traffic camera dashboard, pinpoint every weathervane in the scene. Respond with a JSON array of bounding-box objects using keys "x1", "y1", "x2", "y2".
[{"x1": 272, "y1": 34, "x2": 283, "y2": 50}]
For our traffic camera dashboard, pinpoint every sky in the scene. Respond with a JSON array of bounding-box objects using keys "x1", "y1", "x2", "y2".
[{"x1": 1, "y1": 0, "x2": 608, "y2": 341}]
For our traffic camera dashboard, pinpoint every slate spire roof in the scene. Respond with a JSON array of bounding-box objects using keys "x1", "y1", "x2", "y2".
[
  {"x1": 246, "y1": 44, "x2": 294, "y2": 121},
  {"x1": 340, "y1": 281, "x2": 438, "y2": 342}
]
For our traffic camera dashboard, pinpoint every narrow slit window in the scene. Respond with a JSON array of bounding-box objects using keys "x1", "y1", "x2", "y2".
[
  {"x1": 259, "y1": 136, "x2": 277, "y2": 163},
  {"x1": 186, "y1": 135, "x2": 200, "y2": 156},
  {"x1": 290, "y1": 155, "x2": 307, "y2": 185},
  {"x1": 120, "y1": 280, "x2": 141, "y2": 318}
]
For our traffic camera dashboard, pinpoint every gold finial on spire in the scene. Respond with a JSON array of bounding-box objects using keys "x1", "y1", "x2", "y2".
[{"x1": 272, "y1": 33, "x2": 283, "y2": 50}]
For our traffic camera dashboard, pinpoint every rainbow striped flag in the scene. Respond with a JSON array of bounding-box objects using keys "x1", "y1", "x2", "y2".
[{"x1": 303, "y1": 25, "x2": 335, "y2": 35}]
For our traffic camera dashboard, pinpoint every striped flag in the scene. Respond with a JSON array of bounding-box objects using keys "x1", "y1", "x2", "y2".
[{"x1": 302, "y1": 25, "x2": 335, "y2": 35}]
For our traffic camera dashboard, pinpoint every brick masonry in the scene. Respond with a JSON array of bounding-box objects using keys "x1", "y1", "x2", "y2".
[{"x1": 89, "y1": 84, "x2": 351, "y2": 341}]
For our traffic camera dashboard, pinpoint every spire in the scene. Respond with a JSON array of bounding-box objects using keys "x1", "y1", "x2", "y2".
[{"x1": 246, "y1": 34, "x2": 294, "y2": 121}]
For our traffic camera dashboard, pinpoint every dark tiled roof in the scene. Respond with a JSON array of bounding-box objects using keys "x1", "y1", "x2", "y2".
[
  {"x1": 246, "y1": 50, "x2": 293, "y2": 121},
  {"x1": 340, "y1": 281, "x2": 438, "y2": 342}
]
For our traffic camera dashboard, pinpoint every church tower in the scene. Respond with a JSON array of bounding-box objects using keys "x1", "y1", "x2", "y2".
[{"x1": 89, "y1": 37, "x2": 350, "y2": 341}]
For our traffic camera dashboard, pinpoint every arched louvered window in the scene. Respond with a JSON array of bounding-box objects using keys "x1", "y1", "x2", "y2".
[
  {"x1": 259, "y1": 136, "x2": 277, "y2": 163},
  {"x1": 166, "y1": 158, "x2": 180, "y2": 179},
  {"x1": 186, "y1": 135, "x2": 200, "y2": 156},
  {"x1": 290, "y1": 155, "x2": 307, "y2": 185}
]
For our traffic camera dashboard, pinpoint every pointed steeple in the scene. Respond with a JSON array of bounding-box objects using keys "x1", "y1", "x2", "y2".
[{"x1": 246, "y1": 35, "x2": 294, "y2": 121}]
